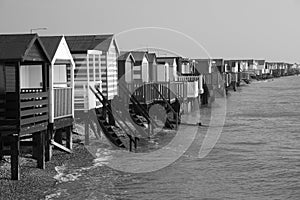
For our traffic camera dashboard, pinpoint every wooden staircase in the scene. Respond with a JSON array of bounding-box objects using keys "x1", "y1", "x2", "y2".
[
  {"x1": 95, "y1": 109, "x2": 126, "y2": 148},
  {"x1": 90, "y1": 86, "x2": 139, "y2": 151}
]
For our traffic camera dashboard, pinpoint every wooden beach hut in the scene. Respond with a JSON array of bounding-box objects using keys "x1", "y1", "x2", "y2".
[
  {"x1": 148, "y1": 53, "x2": 158, "y2": 82},
  {"x1": 117, "y1": 51, "x2": 135, "y2": 82},
  {"x1": 66, "y1": 34, "x2": 120, "y2": 112},
  {"x1": 0, "y1": 34, "x2": 51, "y2": 180},
  {"x1": 65, "y1": 35, "x2": 138, "y2": 148},
  {"x1": 40, "y1": 36, "x2": 75, "y2": 159}
]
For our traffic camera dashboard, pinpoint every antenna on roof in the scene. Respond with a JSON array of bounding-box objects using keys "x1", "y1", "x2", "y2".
[{"x1": 30, "y1": 27, "x2": 47, "y2": 34}]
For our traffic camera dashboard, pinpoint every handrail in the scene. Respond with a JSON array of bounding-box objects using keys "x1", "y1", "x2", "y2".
[
  {"x1": 90, "y1": 86, "x2": 139, "y2": 145},
  {"x1": 119, "y1": 81, "x2": 158, "y2": 128},
  {"x1": 151, "y1": 84, "x2": 178, "y2": 129}
]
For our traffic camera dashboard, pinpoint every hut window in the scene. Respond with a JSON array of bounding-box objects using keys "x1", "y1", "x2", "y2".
[
  {"x1": 20, "y1": 65, "x2": 42, "y2": 89},
  {"x1": 53, "y1": 64, "x2": 67, "y2": 86}
]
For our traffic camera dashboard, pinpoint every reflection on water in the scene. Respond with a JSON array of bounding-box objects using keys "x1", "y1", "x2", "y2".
[{"x1": 46, "y1": 76, "x2": 300, "y2": 200}]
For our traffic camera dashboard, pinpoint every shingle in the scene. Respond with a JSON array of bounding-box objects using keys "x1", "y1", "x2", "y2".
[
  {"x1": 40, "y1": 36, "x2": 62, "y2": 60},
  {"x1": 131, "y1": 51, "x2": 147, "y2": 62},
  {"x1": 65, "y1": 34, "x2": 113, "y2": 53},
  {"x1": 148, "y1": 53, "x2": 156, "y2": 63},
  {"x1": 0, "y1": 34, "x2": 37, "y2": 60}
]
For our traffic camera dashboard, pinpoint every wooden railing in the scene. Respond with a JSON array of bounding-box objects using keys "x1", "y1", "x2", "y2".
[
  {"x1": 20, "y1": 88, "x2": 48, "y2": 134},
  {"x1": 126, "y1": 81, "x2": 187, "y2": 104},
  {"x1": 177, "y1": 75, "x2": 202, "y2": 97},
  {"x1": 53, "y1": 87, "x2": 72, "y2": 119}
]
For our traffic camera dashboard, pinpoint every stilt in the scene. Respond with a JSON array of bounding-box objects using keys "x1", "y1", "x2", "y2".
[
  {"x1": 108, "y1": 100, "x2": 115, "y2": 126},
  {"x1": 11, "y1": 134, "x2": 20, "y2": 180},
  {"x1": 0, "y1": 134, "x2": 3, "y2": 160},
  {"x1": 45, "y1": 126, "x2": 53, "y2": 162},
  {"x1": 129, "y1": 135, "x2": 132, "y2": 152},
  {"x1": 37, "y1": 131, "x2": 45, "y2": 169},
  {"x1": 85, "y1": 111, "x2": 90, "y2": 145},
  {"x1": 66, "y1": 126, "x2": 72, "y2": 150},
  {"x1": 54, "y1": 129, "x2": 63, "y2": 145},
  {"x1": 32, "y1": 133, "x2": 38, "y2": 159}
]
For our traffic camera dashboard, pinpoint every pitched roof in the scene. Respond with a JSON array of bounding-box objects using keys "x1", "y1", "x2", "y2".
[
  {"x1": 65, "y1": 34, "x2": 114, "y2": 53},
  {"x1": 147, "y1": 53, "x2": 157, "y2": 63},
  {"x1": 157, "y1": 57, "x2": 176, "y2": 65},
  {"x1": 118, "y1": 51, "x2": 135, "y2": 62},
  {"x1": 40, "y1": 36, "x2": 62, "y2": 60},
  {"x1": 0, "y1": 34, "x2": 50, "y2": 61},
  {"x1": 131, "y1": 51, "x2": 148, "y2": 62}
]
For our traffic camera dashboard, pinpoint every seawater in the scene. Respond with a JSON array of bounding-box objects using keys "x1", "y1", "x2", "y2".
[{"x1": 45, "y1": 76, "x2": 300, "y2": 200}]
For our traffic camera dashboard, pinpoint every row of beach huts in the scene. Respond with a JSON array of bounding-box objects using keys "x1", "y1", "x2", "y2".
[{"x1": 0, "y1": 33, "x2": 299, "y2": 180}]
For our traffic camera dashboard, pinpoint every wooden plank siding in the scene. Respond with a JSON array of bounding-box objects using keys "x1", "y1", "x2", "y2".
[
  {"x1": 72, "y1": 52, "x2": 102, "y2": 111},
  {"x1": 101, "y1": 42, "x2": 118, "y2": 100}
]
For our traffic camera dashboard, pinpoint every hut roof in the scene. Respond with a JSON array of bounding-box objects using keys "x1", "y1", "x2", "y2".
[
  {"x1": 131, "y1": 51, "x2": 148, "y2": 62},
  {"x1": 156, "y1": 57, "x2": 175, "y2": 66},
  {"x1": 118, "y1": 51, "x2": 135, "y2": 62},
  {"x1": 0, "y1": 34, "x2": 50, "y2": 62},
  {"x1": 40, "y1": 36, "x2": 62, "y2": 60},
  {"x1": 65, "y1": 34, "x2": 114, "y2": 53},
  {"x1": 147, "y1": 53, "x2": 157, "y2": 63}
]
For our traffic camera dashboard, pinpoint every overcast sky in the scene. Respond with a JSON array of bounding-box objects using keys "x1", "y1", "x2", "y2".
[{"x1": 0, "y1": 0, "x2": 299, "y2": 62}]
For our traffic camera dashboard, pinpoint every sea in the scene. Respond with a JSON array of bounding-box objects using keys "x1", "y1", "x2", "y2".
[{"x1": 45, "y1": 75, "x2": 300, "y2": 200}]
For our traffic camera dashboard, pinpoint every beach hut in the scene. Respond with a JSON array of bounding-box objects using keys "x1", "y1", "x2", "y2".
[
  {"x1": 131, "y1": 51, "x2": 149, "y2": 83},
  {"x1": 117, "y1": 51, "x2": 135, "y2": 83},
  {"x1": 148, "y1": 53, "x2": 157, "y2": 82},
  {"x1": 0, "y1": 34, "x2": 51, "y2": 180},
  {"x1": 156, "y1": 57, "x2": 177, "y2": 82},
  {"x1": 66, "y1": 34, "x2": 128, "y2": 146},
  {"x1": 40, "y1": 36, "x2": 75, "y2": 159}
]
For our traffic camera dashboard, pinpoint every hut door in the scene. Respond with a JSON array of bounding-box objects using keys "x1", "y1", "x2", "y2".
[{"x1": 3, "y1": 65, "x2": 18, "y2": 119}]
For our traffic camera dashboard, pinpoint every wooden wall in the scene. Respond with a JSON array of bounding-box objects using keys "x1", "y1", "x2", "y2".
[{"x1": 102, "y1": 41, "x2": 119, "y2": 100}]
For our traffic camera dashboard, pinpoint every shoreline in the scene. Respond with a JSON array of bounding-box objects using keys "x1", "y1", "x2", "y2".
[{"x1": 0, "y1": 142, "x2": 94, "y2": 200}]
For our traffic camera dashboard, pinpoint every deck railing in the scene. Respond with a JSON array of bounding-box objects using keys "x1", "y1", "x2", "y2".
[
  {"x1": 177, "y1": 75, "x2": 202, "y2": 96},
  {"x1": 126, "y1": 81, "x2": 187, "y2": 104},
  {"x1": 53, "y1": 87, "x2": 72, "y2": 119},
  {"x1": 20, "y1": 88, "x2": 49, "y2": 134}
]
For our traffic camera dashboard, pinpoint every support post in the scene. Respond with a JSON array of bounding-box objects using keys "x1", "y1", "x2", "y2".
[
  {"x1": 32, "y1": 133, "x2": 38, "y2": 159},
  {"x1": 37, "y1": 131, "x2": 45, "y2": 169},
  {"x1": 129, "y1": 135, "x2": 132, "y2": 152},
  {"x1": 11, "y1": 134, "x2": 20, "y2": 180},
  {"x1": 0, "y1": 134, "x2": 3, "y2": 160},
  {"x1": 66, "y1": 126, "x2": 72, "y2": 150},
  {"x1": 54, "y1": 130, "x2": 63, "y2": 145},
  {"x1": 45, "y1": 125, "x2": 53, "y2": 162},
  {"x1": 85, "y1": 111, "x2": 90, "y2": 145}
]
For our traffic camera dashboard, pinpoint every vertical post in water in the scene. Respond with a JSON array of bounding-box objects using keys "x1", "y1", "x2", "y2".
[
  {"x1": 37, "y1": 131, "x2": 45, "y2": 169},
  {"x1": 11, "y1": 134, "x2": 20, "y2": 180},
  {"x1": 66, "y1": 126, "x2": 72, "y2": 150},
  {"x1": 85, "y1": 111, "x2": 90, "y2": 145}
]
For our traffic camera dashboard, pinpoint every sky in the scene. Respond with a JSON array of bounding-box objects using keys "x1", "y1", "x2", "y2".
[{"x1": 0, "y1": 0, "x2": 299, "y2": 62}]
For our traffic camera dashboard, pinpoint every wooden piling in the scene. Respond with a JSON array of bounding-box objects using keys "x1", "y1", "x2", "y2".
[
  {"x1": 0, "y1": 134, "x2": 3, "y2": 160},
  {"x1": 66, "y1": 126, "x2": 72, "y2": 150},
  {"x1": 85, "y1": 112, "x2": 90, "y2": 145},
  {"x1": 45, "y1": 125, "x2": 53, "y2": 162},
  {"x1": 37, "y1": 131, "x2": 45, "y2": 169},
  {"x1": 11, "y1": 134, "x2": 20, "y2": 180}
]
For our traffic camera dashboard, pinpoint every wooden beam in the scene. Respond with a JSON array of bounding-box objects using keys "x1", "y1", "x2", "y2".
[
  {"x1": 36, "y1": 131, "x2": 45, "y2": 169},
  {"x1": 51, "y1": 140, "x2": 72, "y2": 154},
  {"x1": 85, "y1": 112, "x2": 90, "y2": 145},
  {"x1": 66, "y1": 126, "x2": 72, "y2": 150},
  {"x1": 0, "y1": 134, "x2": 3, "y2": 160},
  {"x1": 10, "y1": 135, "x2": 20, "y2": 180},
  {"x1": 45, "y1": 125, "x2": 53, "y2": 162}
]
